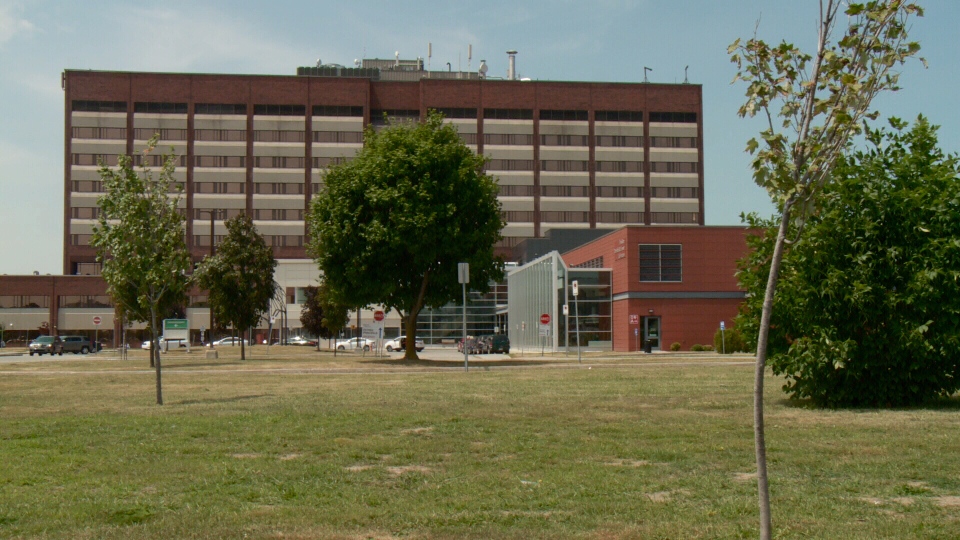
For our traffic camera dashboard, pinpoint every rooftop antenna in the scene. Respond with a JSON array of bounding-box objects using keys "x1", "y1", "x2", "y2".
[
  {"x1": 428, "y1": 42, "x2": 432, "y2": 71},
  {"x1": 643, "y1": 66, "x2": 652, "y2": 83},
  {"x1": 468, "y1": 44, "x2": 472, "y2": 70},
  {"x1": 684, "y1": 65, "x2": 689, "y2": 84}
]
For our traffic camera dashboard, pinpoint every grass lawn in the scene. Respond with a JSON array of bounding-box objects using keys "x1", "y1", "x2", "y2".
[{"x1": 1, "y1": 349, "x2": 958, "y2": 539}]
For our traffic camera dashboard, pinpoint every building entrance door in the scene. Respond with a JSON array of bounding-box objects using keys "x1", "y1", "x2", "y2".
[{"x1": 643, "y1": 317, "x2": 661, "y2": 351}]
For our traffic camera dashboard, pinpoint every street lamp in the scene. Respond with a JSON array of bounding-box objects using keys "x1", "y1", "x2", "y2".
[{"x1": 196, "y1": 209, "x2": 217, "y2": 347}]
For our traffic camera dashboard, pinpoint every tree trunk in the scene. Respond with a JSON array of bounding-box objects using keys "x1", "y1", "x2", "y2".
[
  {"x1": 240, "y1": 326, "x2": 246, "y2": 360},
  {"x1": 151, "y1": 306, "x2": 163, "y2": 406},
  {"x1": 403, "y1": 310, "x2": 420, "y2": 361},
  {"x1": 754, "y1": 202, "x2": 793, "y2": 540}
]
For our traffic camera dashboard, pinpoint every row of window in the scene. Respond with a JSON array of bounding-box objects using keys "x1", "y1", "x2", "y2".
[
  {"x1": 72, "y1": 128, "x2": 694, "y2": 151},
  {"x1": 72, "y1": 101, "x2": 695, "y2": 124},
  {"x1": 59, "y1": 295, "x2": 113, "y2": 308},
  {"x1": 572, "y1": 256, "x2": 605, "y2": 269},
  {"x1": 253, "y1": 209, "x2": 305, "y2": 221},
  {"x1": 497, "y1": 186, "x2": 698, "y2": 198},
  {"x1": 651, "y1": 212, "x2": 700, "y2": 224},
  {"x1": 0, "y1": 295, "x2": 50, "y2": 308},
  {"x1": 193, "y1": 235, "x2": 304, "y2": 247},
  {"x1": 640, "y1": 244, "x2": 682, "y2": 281}
]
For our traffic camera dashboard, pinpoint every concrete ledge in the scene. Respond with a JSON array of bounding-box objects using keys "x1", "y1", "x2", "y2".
[{"x1": 205, "y1": 350, "x2": 219, "y2": 359}]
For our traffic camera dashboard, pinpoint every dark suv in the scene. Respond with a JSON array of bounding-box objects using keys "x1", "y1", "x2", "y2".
[
  {"x1": 29, "y1": 336, "x2": 64, "y2": 356},
  {"x1": 483, "y1": 334, "x2": 510, "y2": 354},
  {"x1": 61, "y1": 335, "x2": 97, "y2": 354}
]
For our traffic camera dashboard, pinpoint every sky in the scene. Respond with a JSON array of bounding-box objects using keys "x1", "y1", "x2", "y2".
[{"x1": 0, "y1": 0, "x2": 956, "y2": 275}]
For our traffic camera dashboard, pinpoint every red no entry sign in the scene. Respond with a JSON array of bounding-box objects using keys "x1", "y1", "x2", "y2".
[
  {"x1": 93, "y1": 316, "x2": 102, "y2": 325},
  {"x1": 540, "y1": 313, "x2": 551, "y2": 325}
]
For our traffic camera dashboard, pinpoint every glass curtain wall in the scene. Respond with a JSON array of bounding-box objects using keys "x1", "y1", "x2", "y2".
[
  {"x1": 507, "y1": 252, "x2": 563, "y2": 351},
  {"x1": 564, "y1": 269, "x2": 613, "y2": 349},
  {"x1": 415, "y1": 281, "x2": 507, "y2": 344}
]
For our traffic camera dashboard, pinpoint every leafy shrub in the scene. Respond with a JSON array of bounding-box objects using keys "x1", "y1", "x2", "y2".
[
  {"x1": 690, "y1": 344, "x2": 704, "y2": 352},
  {"x1": 714, "y1": 325, "x2": 751, "y2": 354},
  {"x1": 703, "y1": 345, "x2": 714, "y2": 351},
  {"x1": 670, "y1": 342, "x2": 681, "y2": 351}
]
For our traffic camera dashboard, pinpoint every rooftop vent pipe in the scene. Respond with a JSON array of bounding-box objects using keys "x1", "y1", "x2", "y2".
[{"x1": 506, "y1": 50, "x2": 518, "y2": 80}]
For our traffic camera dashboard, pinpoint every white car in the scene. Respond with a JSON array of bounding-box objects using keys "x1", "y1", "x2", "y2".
[
  {"x1": 384, "y1": 336, "x2": 425, "y2": 352},
  {"x1": 212, "y1": 337, "x2": 248, "y2": 347},
  {"x1": 141, "y1": 338, "x2": 188, "y2": 350},
  {"x1": 335, "y1": 337, "x2": 374, "y2": 351}
]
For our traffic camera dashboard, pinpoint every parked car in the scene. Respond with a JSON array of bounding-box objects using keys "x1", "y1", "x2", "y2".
[
  {"x1": 288, "y1": 336, "x2": 317, "y2": 346},
  {"x1": 483, "y1": 334, "x2": 511, "y2": 354},
  {"x1": 212, "y1": 337, "x2": 248, "y2": 347},
  {"x1": 61, "y1": 335, "x2": 97, "y2": 354},
  {"x1": 336, "y1": 337, "x2": 374, "y2": 351},
  {"x1": 457, "y1": 336, "x2": 484, "y2": 354},
  {"x1": 29, "y1": 336, "x2": 64, "y2": 356},
  {"x1": 385, "y1": 336, "x2": 425, "y2": 352},
  {"x1": 141, "y1": 338, "x2": 189, "y2": 350}
]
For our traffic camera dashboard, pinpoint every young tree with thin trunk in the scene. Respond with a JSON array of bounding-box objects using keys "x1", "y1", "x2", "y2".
[
  {"x1": 195, "y1": 215, "x2": 277, "y2": 361},
  {"x1": 91, "y1": 137, "x2": 191, "y2": 405},
  {"x1": 728, "y1": 2, "x2": 923, "y2": 537}
]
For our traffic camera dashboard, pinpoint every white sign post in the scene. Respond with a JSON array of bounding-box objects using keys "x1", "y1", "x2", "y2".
[
  {"x1": 92, "y1": 316, "x2": 101, "y2": 353},
  {"x1": 458, "y1": 262, "x2": 469, "y2": 372},
  {"x1": 572, "y1": 280, "x2": 581, "y2": 364}
]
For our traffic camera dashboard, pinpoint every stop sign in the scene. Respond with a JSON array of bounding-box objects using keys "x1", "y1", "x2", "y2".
[
  {"x1": 540, "y1": 313, "x2": 551, "y2": 325},
  {"x1": 373, "y1": 310, "x2": 385, "y2": 322},
  {"x1": 93, "y1": 316, "x2": 102, "y2": 326}
]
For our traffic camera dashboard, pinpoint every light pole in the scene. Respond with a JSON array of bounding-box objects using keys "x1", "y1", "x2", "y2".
[
  {"x1": 572, "y1": 280, "x2": 581, "y2": 364},
  {"x1": 196, "y1": 209, "x2": 216, "y2": 347},
  {"x1": 458, "y1": 262, "x2": 469, "y2": 372}
]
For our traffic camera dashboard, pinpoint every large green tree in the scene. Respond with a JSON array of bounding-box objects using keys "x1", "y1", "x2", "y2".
[
  {"x1": 737, "y1": 117, "x2": 960, "y2": 407},
  {"x1": 195, "y1": 215, "x2": 277, "y2": 360},
  {"x1": 729, "y1": 1, "x2": 923, "y2": 536},
  {"x1": 308, "y1": 111, "x2": 504, "y2": 360},
  {"x1": 91, "y1": 138, "x2": 191, "y2": 405}
]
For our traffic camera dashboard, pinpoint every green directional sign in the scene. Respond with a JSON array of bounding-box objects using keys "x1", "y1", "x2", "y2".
[{"x1": 164, "y1": 319, "x2": 189, "y2": 331}]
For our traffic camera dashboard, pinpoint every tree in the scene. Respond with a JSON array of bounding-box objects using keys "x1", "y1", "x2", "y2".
[
  {"x1": 300, "y1": 281, "x2": 350, "y2": 352},
  {"x1": 195, "y1": 215, "x2": 277, "y2": 361},
  {"x1": 91, "y1": 137, "x2": 191, "y2": 405},
  {"x1": 728, "y1": 2, "x2": 923, "y2": 536},
  {"x1": 737, "y1": 117, "x2": 960, "y2": 407},
  {"x1": 308, "y1": 111, "x2": 504, "y2": 360}
]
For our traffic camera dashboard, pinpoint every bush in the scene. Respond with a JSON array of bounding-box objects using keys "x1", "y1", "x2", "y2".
[
  {"x1": 691, "y1": 344, "x2": 704, "y2": 352},
  {"x1": 714, "y1": 325, "x2": 750, "y2": 354},
  {"x1": 670, "y1": 342, "x2": 681, "y2": 351}
]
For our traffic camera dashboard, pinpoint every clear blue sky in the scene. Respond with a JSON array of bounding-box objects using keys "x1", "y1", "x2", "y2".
[{"x1": 1, "y1": 0, "x2": 955, "y2": 275}]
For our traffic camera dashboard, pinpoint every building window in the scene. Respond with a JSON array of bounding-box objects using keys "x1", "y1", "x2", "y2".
[
  {"x1": 254, "y1": 156, "x2": 305, "y2": 168},
  {"x1": 649, "y1": 112, "x2": 697, "y2": 123},
  {"x1": 639, "y1": 244, "x2": 682, "y2": 282},
  {"x1": 133, "y1": 128, "x2": 187, "y2": 141},
  {"x1": 265, "y1": 235, "x2": 304, "y2": 247},
  {"x1": 595, "y1": 135, "x2": 643, "y2": 147},
  {"x1": 70, "y1": 234, "x2": 92, "y2": 246},
  {"x1": 312, "y1": 156, "x2": 349, "y2": 169},
  {"x1": 486, "y1": 159, "x2": 534, "y2": 171},
  {"x1": 650, "y1": 162, "x2": 699, "y2": 173},
  {"x1": 196, "y1": 103, "x2": 247, "y2": 115},
  {"x1": 254, "y1": 104, "x2": 306, "y2": 116},
  {"x1": 572, "y1": 256, "x2": 604, "y2": 269},
  {"x1": 540, "y1": 109, "x2": 588, "y2": 121},
  {"x1": 194, "y1": 182, "x2": 245, "y2": 194},
  {"x1": 541, "y1": 211, "x2": 589, "y2": 223},
  {"x1": 0, "y1": 295, "x2": 50, "y2": 308},
  {"x1": 254, "y1": 130, "x2": 305, "y2": 143},
  {"x1": 501, "y1": 211, "x2": 534, "y2": 222},
  {"x1": 75, "y1": 262, "x2": 102, "y2": 276},
  {"x1": 254, "y1": 183, "x2": 305, "y2": 195},
  {"x1": 433, "y1": 107, "x2": 477, "y2": 119},
  {"x1": 59, "y1": 295, "x2": 113, "y2": 308},
  {"x1": 650, "y1": 136, "x2": 698, "y2": 148},
  {"x1": 193, "y1": 209, "x2": 243, "y2": 220},
  {"x1": 541, "y1": 134, "x2": 589, "y2": 146},
  {"x1": 312, "y1": 105, "x2": 364, "y2": 117},
  {"x1": 596, "y1": 161, "x2": 644, "y2": 173},
  {"x1": 195, "y1": 129, "x2": 246, "y2": 141},
  {"x1": 71, "y1": 207, "x2": 101, "y2": 219},
  {"x1": 195, "y1": 155, "x2": 246, "y2": 168},
  {"x1": 458, "y1": 133, "x2": 478, "y2": 144},
  {"x1": 540, "y1": 186, "x2": 589, "y2": 197},
  {"x1": 72, "y1": 127, "x2": 127, "y2": 139},
  {"x1": 72, "y1": 154, "x2": 120, "y2": 166},
  {"x1": 484, "y1": 133, "x2": 533, "y2": 145},
  {"x1": 650, "y1": 187, "x2": 699, "y2": 198},
  {"x1": 254, "y1": 209, "x2": 305, "y2": 221},
  {"x1": 370, "y1": 109, "x2": 419, "y2": 125},
  {"x1": 541, "y1": 160, "x2": 588, "y2": 172},
  {"x1": 499, "y1": 185, "x2": 536, "y2": 196},
  {"x1": 72, "y1": 181, "x2": 104, "y2": 193},
  {"x1": 72, "y1": 100, "x2": 127, "y2": 113},
  {"x1": 484, "y1": 108, "x2": 533, "y2": 120},
  {"x1": 596, "y1": 186, "x2": 643, "y2": 198},
  {"x1": 313, "y1": 131, "x2": 363, "y2": 143},
  {"x1": 134, "y1": 102, "x2": 188, "y2": 114},
  {"x1": 597, "y1": 212, "x2": 643, "y2": 223},
  {"x1": 651, "y1": 212, "x2": 700, "y2": 224},
  {"x1": 595, "y1": 110, "x2": 643, "y2": 122},
  {"x1": 133, "y1": 154, "x2": 187, "y2": 167}
]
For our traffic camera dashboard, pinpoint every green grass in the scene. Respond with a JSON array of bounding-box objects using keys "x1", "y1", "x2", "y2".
[{"x1": 1, "y1": 352, "x2": 958, "y2": 539}]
